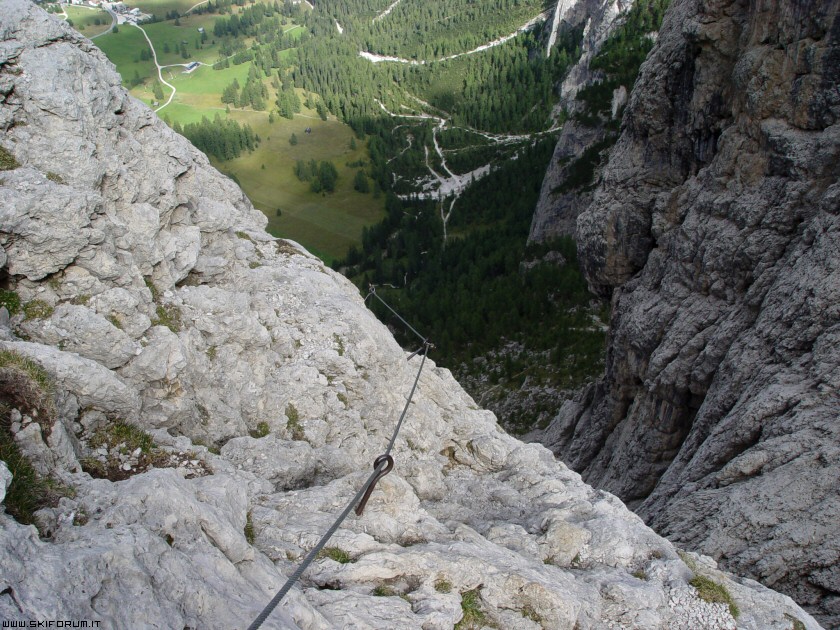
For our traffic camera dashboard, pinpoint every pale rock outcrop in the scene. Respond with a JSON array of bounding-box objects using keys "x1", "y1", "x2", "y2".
[
  {"x1": 0, "y1": 461, "x2": 10, "y2": 504},
  {"x1": 536, "y1": 0, "x2": 840, "y2": 625},
  {"x1": 0, "y1": 1, "x2": 824, "y2": 628}
]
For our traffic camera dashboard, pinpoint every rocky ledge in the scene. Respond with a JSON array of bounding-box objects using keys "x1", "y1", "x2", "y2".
[{"x1": 0, "y1": 1, "x2": 823, "y2": 628}]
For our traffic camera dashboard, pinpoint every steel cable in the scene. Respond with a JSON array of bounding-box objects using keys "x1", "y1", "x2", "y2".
[{"x1": 247, "y1": 287, "x2": 429, "y2": 630}]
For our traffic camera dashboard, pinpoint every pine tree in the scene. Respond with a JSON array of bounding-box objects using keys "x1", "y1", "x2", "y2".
[{"x1": 353, "y1": 170, "x2": 369, "y2": 193}]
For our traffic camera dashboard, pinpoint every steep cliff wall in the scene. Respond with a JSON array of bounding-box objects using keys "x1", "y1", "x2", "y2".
[
  {"x1": 537, "y1": 0, "x2": 840, "y2": 624},
  {"x1": 0, "y1": 1, "x2": 825, "y2": 628},
  {"x1": 529, "y1": 0, "x2": 636, "y2": 243}
]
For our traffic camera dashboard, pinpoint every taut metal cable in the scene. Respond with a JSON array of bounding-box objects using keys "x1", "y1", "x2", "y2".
[
  {"x1": 247, "y1": 287, "x2": 430, "y2": 630},
  {"x1": 365, "y1": 285, "x2": 427, "y2": 345}
]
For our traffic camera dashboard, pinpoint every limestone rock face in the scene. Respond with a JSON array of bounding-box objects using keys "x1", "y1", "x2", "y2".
[
  {"x1": 0, "y1": 1, "x2": 823, "y2": 629},
  {"x1": 536, "y1": 0, "x2": 840, "y2": 624}
]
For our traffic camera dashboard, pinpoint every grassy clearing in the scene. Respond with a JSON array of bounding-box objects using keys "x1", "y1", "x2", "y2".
[
  {"x1": 212, "y1": 103, "x2": 385, "y2": 263},
  {"x1": 142, "y1": 15, "x2": 223, "y2": 66},
  {"x1": 95, "y1": 26, "x2": 157, "y2": 88},
  {"x1": 65, "y1": 6, "x2": 112, "y2": 37}
]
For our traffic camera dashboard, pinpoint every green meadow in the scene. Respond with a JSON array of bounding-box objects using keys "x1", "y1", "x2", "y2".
[
  {"x1": 94, "y1": 26, "x2": 157, "y2": 86},
  {"x1": 64, "y1": 6, "x2": 112, "y2": 37},
  {"x1": 211, "y1": 104, "x2": 383, "y2": 264},
  {"x1": 141, "y1": 15, "x2": 223, "y2": 66}
]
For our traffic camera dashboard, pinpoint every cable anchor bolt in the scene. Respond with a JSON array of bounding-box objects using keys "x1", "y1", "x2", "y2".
[{"x1": 355, "y1": 454, "x2": 394, "y2": 516}]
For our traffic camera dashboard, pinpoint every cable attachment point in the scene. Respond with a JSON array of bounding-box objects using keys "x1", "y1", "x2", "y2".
[
  {"x1": 355, "y1": 454, "x2": 394, "y2": 516},
  {"x1": 406, "y1": 342, "x2": 430, "y2": 361}
]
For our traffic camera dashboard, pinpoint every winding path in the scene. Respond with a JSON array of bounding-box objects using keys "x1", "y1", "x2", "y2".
[
  {"x1": 184, "y1": 0, "x2": 210, "y2": 15},
  {"x1": 132, "y1": 23, "x2": 177, "y2": 113},
  {"x1": 61, "y1": 4, "x2": 117, "y2": 40},
  {"x1": 89, "y1": 10, "x2": 117, "y2": 40}
]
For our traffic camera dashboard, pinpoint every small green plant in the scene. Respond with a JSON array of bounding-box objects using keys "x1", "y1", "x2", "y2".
[
  {"x1": 285, "y1": 403, "x2": 304, "y2": 440},
  {"x1": 455, "y1": 588, "x2": 491, "y2": 630},
  {"x1": 318, "y1": 547, "x2": 352, "y2": 563},
  {"x1": 144, "y1": 277, "x2": 160, "y2": 302},
  {"x1": 690, "y1": 575, "x2": 739, "y2": 619},
  {"x1": 251, "y1": 421, "x2": 270, "y2": 438},
  {"x1": 206, "y1": 346, "x2": 217, "y2": 360},
  {"x1": 372, "y1": 584, "x2": 397, "y2": 597},
  {"x1": 152, "y1": 304, "x2": 181, "y2": 333},
  {"x1": 333, "y1": 333, "x2": 345, "y2": 356},
  {"x1": 337, "y1": 392, "x2": 348, "y2": 405},
  {"x1": 0, "y1": 349, "x2": 54, "y2": 420},
  {"x1": 89, "y1": 420, "x2": 155, "y2": 454},
  {"x1": 631, "y1": 569, "x2": 647, "y2": 580},
  {"x1": 22, "y1": 300, "x2": 54, "y2": 321},
  {"x1": 82, "y1": 420, "x2": 163, "y2": 481},
  {"x1": 244, "y1": 511, "x2": 255, "y2": 545},
  {"x1": 785, "y1": 613, "x2": 806, "y2": 630},
  {"x1": 46, "y1": 172, "x2": 65, "y2": 184},
  {"x1": 193, "y1": 438, "x2": 220, "y2": 455},
  {"x1": 521, "y1": 604, "x2": 541, "y2": 624},
  {"x1": 249, "y1": 261, "x2": 261, "y2": 269},
  {"x1": 0, "y1": 429, "x2": 68, "y2": 525},
  {"x1": 434, "y1": 578, "x2": 452, "y2": 594},
  {"x1": 0, "y1": 349, "x2": 68, "y2": 525},
  {"x1": 0, "y1": 290, "x2": 21, "y2": 316},
  {"x1": 72, "y1": 507, "x2": 89, "y2": 526},
  {"x1": 71, "y1": 294, "x2": 90, "y2": 306},
  {"x1": 106, "y1": 313, "x2": 123, "y2": 330},
  {"x1": 0, "y1": 145, "x2": 19, "y2": 170},
  {"x1": 235, "y1": 230, "x2": 253, "y2": 242}
]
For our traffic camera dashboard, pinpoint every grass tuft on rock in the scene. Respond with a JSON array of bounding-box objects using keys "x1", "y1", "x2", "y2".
[
  {"x1": 251, "y1": 421, "x2": 270, "y2": 438},
  {"x1": 152, "y1": 304, "x2": 181, "y2": 333},
  {"x1": 285, "y1": 403, "x2": 304, "y2": 440},
  {"x1": 690, "y1": 575, "x2": 739, "y2": 619},
  {"x1": 244, "y1": 511, "x2": 255, "y2": 545},
  {"x1": 434, "y1": 578, "x2": 452, "y2": 594},
  {"x1": 0, "y1": 351, "x2": 68, "y2": 525},
  {"x1": 372, "y1": 584, "x2": 397, "y2": 597},
  {"x1": 318, "y1": 547, "x2": 353, "y2": 563},
  {"x1": 0, "y1": 145, "x2": 19, "y2": 170},
  {"x1": 23, "y1": 299, "x2": 54, "y2": 321},
  {"x1": 0, "y1": 290, "x2": 21, "y2": 316},
  {"x1": 455, "y1": 588, "x2": 493, "y2": 629}
]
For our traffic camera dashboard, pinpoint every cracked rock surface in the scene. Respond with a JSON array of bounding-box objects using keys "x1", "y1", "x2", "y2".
[
  {"x1": 0, "y1": 1, "x2": 824, "y2": 628},
  {"x1": 535, "y1": 0, "x2": 840, "y2": 625}
]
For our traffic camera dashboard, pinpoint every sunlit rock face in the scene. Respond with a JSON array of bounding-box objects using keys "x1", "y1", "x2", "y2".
[{"x1": 536, "y1": 0, "x2": 840, "y2": 624}]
